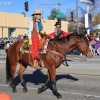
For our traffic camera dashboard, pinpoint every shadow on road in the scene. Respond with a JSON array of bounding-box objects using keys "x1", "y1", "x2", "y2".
[{"x1": 14, "y1": 69, "x2": 78, "y2": 87}]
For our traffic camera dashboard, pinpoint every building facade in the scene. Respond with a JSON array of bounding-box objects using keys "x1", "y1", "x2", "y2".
[{"x1": 0, "y1": 12, "x2": 69, "y2": 37}]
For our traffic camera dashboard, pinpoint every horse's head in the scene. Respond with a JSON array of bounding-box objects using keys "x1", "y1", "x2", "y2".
[{"x1": 76, "y1": 34, "x2": 93, "y2": 58}]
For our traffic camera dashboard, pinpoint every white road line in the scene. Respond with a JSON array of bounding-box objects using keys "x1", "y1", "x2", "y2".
[
  {"x1": 0, "y1": 61, "x2": 6, "y2": 63},
  {"x1": 0, "y1": 84, "x2": 100, "y2": 99}
]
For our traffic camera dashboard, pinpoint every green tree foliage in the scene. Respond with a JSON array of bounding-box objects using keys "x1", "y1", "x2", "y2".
[
  {"x1": 93, "y1": 29, "x2": 100, "y2": 33},
  {"x1": 47, "y1": 8, "x2": 67, "y2": 21},
  {"x1": 21, "y1": 12, "x2": 26, "y2": 17}
]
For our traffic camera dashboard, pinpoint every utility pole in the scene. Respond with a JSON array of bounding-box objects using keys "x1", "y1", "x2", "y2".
[
  {"x1": 58, "y1": 0, "x2": 60, "y2": 13},
  {"x1": 76, "y1": 0, "x2": 79, "y2": 32}
]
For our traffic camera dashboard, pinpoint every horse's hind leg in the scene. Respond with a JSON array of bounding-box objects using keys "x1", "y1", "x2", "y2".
[
  {"x1": 10, "y1": 64, "x2": 17, "y2": 93},
  {"x1": 38, "y1": 69, "x2": 50, "y2": 94},
  {"x1": 18, "y1": 63, "x2": 27, "y2": 93}
]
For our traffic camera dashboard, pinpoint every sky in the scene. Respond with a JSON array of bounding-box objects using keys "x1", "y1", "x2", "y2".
[{"x1": 0, "y1": 0, "x2": 87, "y2": 19}]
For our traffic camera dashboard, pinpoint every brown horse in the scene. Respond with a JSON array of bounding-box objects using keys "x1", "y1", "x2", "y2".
[{"x1": 6, "y1": 34, "x2": 93, "y2": 99}]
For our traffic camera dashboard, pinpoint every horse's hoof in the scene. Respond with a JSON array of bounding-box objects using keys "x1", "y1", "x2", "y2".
[
  {"x1": 38, "y1": 88, "x2": 42, "y2": 94},
  {"x1": 65, "y1": 62, "x2": 69, "y2": 66},
  {"x1": 13, "y1": 89, "x2": 17, "y2": 93},
  {"x1": 66, "y1": 64, "x2": 69, "y2": 66},
  {"x1": 57, "y1": 95, "x2": 62, "y2": 99},
  {"x1": 23, "y1": 88, "x2": 27, "y2": 93},
  {"x1": 56, "y1": 93, "x2": 62, "y2": 99}
]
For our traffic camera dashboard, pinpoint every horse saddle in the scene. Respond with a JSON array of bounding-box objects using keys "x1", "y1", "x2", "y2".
[{"x1": 20, "y1": 36, "x2": 49, "y2": 54}]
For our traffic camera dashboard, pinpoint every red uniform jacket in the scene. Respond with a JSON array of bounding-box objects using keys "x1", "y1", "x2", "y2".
[{"x1": 47, "y1": 30, "x2": 69, "y2": 38}]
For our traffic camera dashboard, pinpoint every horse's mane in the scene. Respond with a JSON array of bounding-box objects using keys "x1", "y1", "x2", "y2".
[{"x1": 49, "y1": 33, "x2": 85, "y2": 42}]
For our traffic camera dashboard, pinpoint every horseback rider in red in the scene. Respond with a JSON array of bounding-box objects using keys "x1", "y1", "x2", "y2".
[
  {"x1": 47, "y1": 21, "x2": 69, "y2": 67},
  {"x1": 47, "y1": 22, "x2": 69, "y2": 39}
]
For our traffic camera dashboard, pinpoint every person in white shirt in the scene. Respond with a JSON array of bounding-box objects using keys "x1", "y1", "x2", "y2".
[{"x1": 28, "y1": 9, "x2": 45, "y2": 68}]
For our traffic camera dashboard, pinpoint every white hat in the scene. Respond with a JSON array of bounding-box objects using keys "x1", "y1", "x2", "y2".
[{"x1": 31, "y1": 9, "x2": 41, "y2": 16}]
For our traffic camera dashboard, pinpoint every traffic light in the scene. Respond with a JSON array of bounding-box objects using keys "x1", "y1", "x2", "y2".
[
  {"x1": 71, "y1": 11, "x2": 73, "y2": 22},
  {"x1": 24, "y1": 1, "x2": 29, "y2": 11}
]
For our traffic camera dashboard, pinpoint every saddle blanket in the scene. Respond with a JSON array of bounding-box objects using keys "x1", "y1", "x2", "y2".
[{"x1": 20, "y1": 39, "x2": 49, "y2": 54}]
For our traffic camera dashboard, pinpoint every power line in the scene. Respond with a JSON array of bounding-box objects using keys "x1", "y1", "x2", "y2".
[{"x1": 29, "y1": 4, "x2": 61, "y2": 6}]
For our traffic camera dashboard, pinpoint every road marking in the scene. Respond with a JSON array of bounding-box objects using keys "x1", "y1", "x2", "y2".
[
  {"x1": 0, "y1": 68, "x2": 100, "y2": 77},
  {"x1": 0, "y1": 84, "x2": 100, "y2": 99},
  {"x1": 0, "y1": 61, "x2": 6, "y2": 63}
]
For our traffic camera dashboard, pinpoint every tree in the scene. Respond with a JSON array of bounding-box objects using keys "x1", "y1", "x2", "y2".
[
  {"x1": 92, "y1": 15, "x2": 100, "y2": 26},
  {"x1": 89, "y1": 0, "x2": 100, "y2": 26},
  {"x1": 93, "y1": 29, "x2": 100, "y2": 34},
  {"x1": 90, "y1": 0, "x2": 100, "y2": 16},
  {"x1": 21, "y1": 12, "x2": 26, "y2": 17},
  {"x1": 47, "y1": 8, "x2": 67, "y2": 21},
  {"x1": 66, "y1": 8, "x2": 73, "y2": 20}
]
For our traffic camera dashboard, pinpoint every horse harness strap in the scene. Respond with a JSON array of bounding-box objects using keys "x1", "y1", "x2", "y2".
[{"x1": 47, "y1": 50, "x2": 64, "y2": 58}]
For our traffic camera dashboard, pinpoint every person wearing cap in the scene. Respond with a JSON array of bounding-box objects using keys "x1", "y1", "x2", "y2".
[
  {"x1": 47, "y1": 22, "x2": 69, "y2": 67},
  {"x1": 47, "y1": 22, "x2": 69, "y2": 39},
  {"x1": 28, "y1": 9, "x2": 45, "y2": 68}
]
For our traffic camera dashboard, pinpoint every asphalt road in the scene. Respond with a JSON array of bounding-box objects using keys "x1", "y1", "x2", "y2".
[{"x1": 0, "y1": 49, "x2": 100, "y2": 100}]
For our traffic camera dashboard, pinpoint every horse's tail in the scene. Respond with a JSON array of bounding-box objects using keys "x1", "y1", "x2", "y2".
[
  {"x1": 5, "y1": 48, "x2": 8, "y2": 54},
  {"x1": 6, "y1": 52, "x2": 12, "y2": 83}
]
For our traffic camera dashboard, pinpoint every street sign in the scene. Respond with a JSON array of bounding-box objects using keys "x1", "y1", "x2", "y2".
[
  {"x1": 80, "y1": 0, "x2": 95, "y2": 5},
  {"x1": 54, "y1": 13, "x2": 64, "y2": 18}
]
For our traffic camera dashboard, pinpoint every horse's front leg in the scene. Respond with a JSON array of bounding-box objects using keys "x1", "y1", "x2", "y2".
[
  {"x1": 49, "y1": 66, "x2": 62, "y2": 99},
  {"x1": 64, "y1": 57, "x2": 69, "y2": 66},
  {"x1": 38, "y1": 69, "x2": 50, "y2": 94},
  {"x1": 18, "y1": 63, "x2": 27, "y2": 93}
]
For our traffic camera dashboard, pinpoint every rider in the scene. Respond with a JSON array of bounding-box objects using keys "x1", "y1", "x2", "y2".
[
  {"x1": 47, "y1": 21, "x2": 69, "y2": 39},
  {"x1": 28, "y1": 9, "x2": 45, "y2": 68},
  {"x1": 47, "y1": 21, "x2": 69, "y2": 67}
]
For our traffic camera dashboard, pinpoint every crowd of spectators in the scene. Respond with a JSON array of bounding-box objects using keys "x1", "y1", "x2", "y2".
[
  {"x1": 0, "y1": 36, "x2": 22, "y2": 49},
  {"x1": 70, "y1": 32, "x2": 100, "y2": 56},
  {"x1": 89, "y1": 33, "x2": 100, "y2": 55},
  {"x1": 0, "y1": 33, "x2": 100, "y2": 56}
]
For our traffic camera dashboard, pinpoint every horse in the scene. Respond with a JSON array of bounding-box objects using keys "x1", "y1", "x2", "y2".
[{"x1": 6, "y1": 34, "x2": 93, "y2": 99}]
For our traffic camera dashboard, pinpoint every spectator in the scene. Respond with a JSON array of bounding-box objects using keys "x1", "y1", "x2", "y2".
[
  {"x1": 95, "y1": 35, "x2": 99, "y2": 41},
  {"x1": 95, "y1": 42, "x2": 100, "y2": 55},
  {"x1": 89, "y1": 33, "x2": 95, "y2": 41}
]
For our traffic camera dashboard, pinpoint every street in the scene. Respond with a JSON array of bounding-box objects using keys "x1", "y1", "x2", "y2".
[{"x1": 0, "y1": 49, "x2": 100, "y2": 100}]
